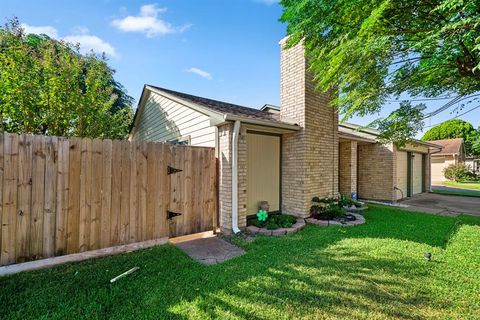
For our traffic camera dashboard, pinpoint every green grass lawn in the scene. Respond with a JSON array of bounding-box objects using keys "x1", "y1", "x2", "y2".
[
  {"x1": 1, "y1": 206, "x2": 480, "y2": 320},
  {"x1": 433, "y1": 181, "x2": 480, "y2": 197},
  {"x1": 443, "y1": 181, "x2": 480, "y2": 191},
  {"x1": 433, "y1": 188, "x2": 480, "y2": 197}
]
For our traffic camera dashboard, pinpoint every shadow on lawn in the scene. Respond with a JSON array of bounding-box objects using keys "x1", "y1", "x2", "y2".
[{"x1": 1, "y1": 207, "x2": 478, "y2": 319}]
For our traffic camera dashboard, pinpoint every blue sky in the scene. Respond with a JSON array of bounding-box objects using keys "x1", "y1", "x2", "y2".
[{"x1": 1, "y1": 0, "x2": 478, "y2": 137}]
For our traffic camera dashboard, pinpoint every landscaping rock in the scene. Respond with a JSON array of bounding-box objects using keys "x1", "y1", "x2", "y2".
[
  {"x1": 306, "y1": 218, "x2": 329, "y2": 226},
  {"x1": 306, "y1": 214, "x2": 365, "y2": 227},
  {"x1": 271, "y1": 229, "x2": 286, "y2": 236},
  {"x1": 258, "y1": 228, "x2": 272, "y2": 236},
  {"x1": 347, "y1": 206, "x2": 368, "y2": 213},
  {"x1": 292, "y1": 220, "x2": 306, "y2": 230},
  {"x1": 246, "y1": 225, "x2": 259, "y2": 234},
  {"x1": 245, "y1": 218, "x2": 305, "y2": 237},
  {"x1": 284, "y1": 227, "x2": 297, "y2": 234}
]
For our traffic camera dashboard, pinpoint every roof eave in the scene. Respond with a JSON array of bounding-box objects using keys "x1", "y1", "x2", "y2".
[
  {"x1": 338, "y1": 133, "x2": 376, "y2": 144},
  {"x1": 129, "y1": 85, "x2": 150, "y2": 138},
  {"x1": 223, "y1": 114, "x2": 301, "y2": 131},
  {"x1": 408, "y1": 139, "x2": 443, "y2": 149},
  {"x1": 146, "y1": 85, "x2": 225, "y2": 123}
]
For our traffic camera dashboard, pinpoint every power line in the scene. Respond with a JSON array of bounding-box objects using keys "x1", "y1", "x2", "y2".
[
  {"x1": 422, "y1": 96, "x2": 463, "y2": 119},
  {"x1": 424, "y1": 104, "x2": 480, "y2": 128},
  {"x1": 385, "y1": 95, "x2": 458, "y2": 102}
]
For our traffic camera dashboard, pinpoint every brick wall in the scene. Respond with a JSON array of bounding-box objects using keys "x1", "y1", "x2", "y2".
[
  {"x1": 280, "y1": 39, "x2": 338, "y2": 217},
  {"x1": 339, "y1": 141, "x2": 357, "y2": 197},
  {"x1": 238, "y1": 126, "x2": 247, "y2": 228},
  {"x1": 357, "y1": 143, "x2": 396, "y2": 202},
  {"x1": 217, "y1": 123, "x2": 247, "y2": 234}
]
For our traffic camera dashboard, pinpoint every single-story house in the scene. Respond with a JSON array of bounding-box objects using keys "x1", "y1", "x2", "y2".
[
  {"x1": 465, "y1": 155, "x2": 479, "y2": 174},
  {"x1": 427, "y1": 138, "x2": 466, "y2": 184},
  {"x1": 130, "y1": 39, "x2": 442, "y2": 234}
]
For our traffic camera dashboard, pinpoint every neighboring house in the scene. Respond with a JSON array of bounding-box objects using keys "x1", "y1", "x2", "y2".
[
  {"x1": 465, "y1": 155, "x2": 480, "y2": 174},
  {"x1": 130, "y1": 39, "x2": 442, "y2": 234},
  {"x1": 426, "y1": 138, "x2": 466, "y2": 184}
]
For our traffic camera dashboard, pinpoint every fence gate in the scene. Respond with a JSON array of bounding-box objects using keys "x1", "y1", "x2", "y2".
[
  {"x1": 0, "y1": 133, "x2": 217, "y2": 267},
  {"x1": 167, "y1": 146, "x2": 217, "y2": 238}
]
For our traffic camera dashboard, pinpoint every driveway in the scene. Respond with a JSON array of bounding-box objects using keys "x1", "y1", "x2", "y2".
[{"x1": 400, "y1": 193, "x2": 480, "y2": 216}]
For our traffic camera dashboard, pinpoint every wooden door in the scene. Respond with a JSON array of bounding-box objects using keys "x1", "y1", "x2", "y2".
[
  {"x1": 246, "y1": 133, "x2": 281, "y2": 215},
  {"x1": 168, "y1": 146, "x2": 216, "y2": 238}
]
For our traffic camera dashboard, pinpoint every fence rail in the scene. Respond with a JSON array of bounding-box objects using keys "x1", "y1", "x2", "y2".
[{"x1": 0, "y1": 132, "x2": 217, "y2": 266}]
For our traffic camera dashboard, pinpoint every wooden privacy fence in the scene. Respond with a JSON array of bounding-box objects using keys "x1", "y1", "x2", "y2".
[{"x1": 0, "y1": 132, "x2": 217, "y2": 267}]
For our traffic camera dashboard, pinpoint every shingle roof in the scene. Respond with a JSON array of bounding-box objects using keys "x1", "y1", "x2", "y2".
[
  {"x1": 149, "y1": 85, "x2": 296, "y2": 126},
  {"x1": 427, "y1": 138, "x2": 464, "y2": 155}
]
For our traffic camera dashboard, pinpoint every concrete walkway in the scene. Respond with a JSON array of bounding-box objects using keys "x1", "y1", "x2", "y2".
[
  {"x1": 173, "y1": 236, "x2": 245, "y2": 265},
  {"x1": 400, "y1": 193, "x2": 480, "y2": 216}
]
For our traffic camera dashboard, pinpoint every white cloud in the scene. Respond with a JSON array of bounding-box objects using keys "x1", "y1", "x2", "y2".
[
  {"x1": 111, "y1": 4, "x2": 189, "y2": 37},
  {"x1": 21, "y1": 23, "x2": 59, "y2": 38},
  {"x1": 186, "y1": 67, "x2": 212, "y2": 80},
  {"x1": 254, "y1": 0, "x2": 279, "y2": 5},
  {"x1": 20, "y1": 23, "x2": 117, "y2": 58},
  {"x1": 63, "y1": 34, "x2": 117, "y2": 57}
]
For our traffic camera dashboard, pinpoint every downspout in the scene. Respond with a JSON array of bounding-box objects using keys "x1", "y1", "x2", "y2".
[{"x1": 231, "y1": 120, "x2": 241, "y2": 234}]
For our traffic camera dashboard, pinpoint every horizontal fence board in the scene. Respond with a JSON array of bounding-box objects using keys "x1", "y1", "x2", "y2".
[{"x1": 0, "y1": 132, "x2": 216, "y2": 267}]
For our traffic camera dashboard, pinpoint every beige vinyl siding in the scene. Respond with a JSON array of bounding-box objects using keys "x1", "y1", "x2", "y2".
[
  {"x1": 132, "y1": 91, "x2": 216, "y2": 147},
  {"x1": 246, "y1": 133, "x2": 280, "y2": 214},
  {"x1": 396, "y1": 151, "x2": 408, "y2": 200},
  {"x1": 412, "y1": 153, "x2": 423, "y2": 195}
]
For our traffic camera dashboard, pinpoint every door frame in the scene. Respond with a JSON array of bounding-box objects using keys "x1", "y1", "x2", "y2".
[
  {"x1": 246, "y1": 130, "x2": 282, "y2": 217},
  {"x1": 421, "y1": 154, "x2": 426, "y2": 192},
  {"x1": 407, "y1": 151, "x2": 412, "y2": 197}
]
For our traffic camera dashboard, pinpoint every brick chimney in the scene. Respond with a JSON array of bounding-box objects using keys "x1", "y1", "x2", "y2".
[{"x1": 279, "y1": 38, "x2": 338, "y2": 217}]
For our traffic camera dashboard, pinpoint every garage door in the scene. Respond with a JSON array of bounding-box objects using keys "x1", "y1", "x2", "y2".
[
  {"x1": 412, "y1": 153, "x2": 423, "y2": 195},
  {"x1": 246, "y1": 133, "x2": 280, "y2": 215},
  {"x1": 431, "y1": 157, "x2": 446, "y2": 184},
  {"x1": 396, "y1": 151, "x2": 408, "y2": 200}
]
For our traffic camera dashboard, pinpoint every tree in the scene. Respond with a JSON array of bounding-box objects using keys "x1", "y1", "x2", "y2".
[
  {"x1": 473, "y1": 134, "x2": 480, "y2": 155},
  {"x1": 0, "y1": 18, "x2": 134, "y2": 139},
  {"x1": 280, "y1": 0, "x2": 480, "y2": 145},
  {"x1": 421, "y1": 119, "x2": 480, "y2": 155}
]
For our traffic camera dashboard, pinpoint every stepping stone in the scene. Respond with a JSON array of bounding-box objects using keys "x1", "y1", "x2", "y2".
[{"x1": 173, "y1": 237, "x2": 245, "y2": 265}]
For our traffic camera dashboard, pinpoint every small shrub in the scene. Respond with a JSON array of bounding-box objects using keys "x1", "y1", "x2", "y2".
[
  {"x1": 275, "y1": 214, "x2": 296, "y2": 228},
  {"x1": 310, "y1": 195, "x2": 361, "y2": 220},
  {"x1": 310, "y1": 204, "x2": 346, "y2": 220},
  {"x1": 248, "y1": 214, "x2": 297, "y2": 229},
  {"x1": 310, "y1": 196, "x2": 348, "y2": 220},
  {"x1": 338, "y1": 194, "x2": 363, "y2": 208},
  {"x1": 265, "y1": 220, "x2": 279, "y2": 230},
  {"x1": 444, "y1": 164, "x2": 475, "y2": 182}
]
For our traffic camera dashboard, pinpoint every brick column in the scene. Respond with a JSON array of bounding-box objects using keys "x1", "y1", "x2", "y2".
[
  {"x1": 339, "y1": 141, "x2": 357, "y2": 197},
  {"x1": 217, "y1": 123, "x2": 247, "y2": 234},
  {"x1": 279, "y1": 38, "x2": 338, "y2": 218}
]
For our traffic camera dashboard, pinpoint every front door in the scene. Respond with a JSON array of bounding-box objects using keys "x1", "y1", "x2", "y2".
[{"x1": 246, "y1": 132, "x2": 281, "y2": 215}]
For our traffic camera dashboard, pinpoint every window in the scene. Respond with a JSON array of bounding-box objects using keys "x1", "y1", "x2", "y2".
[{"x1": 168, "y1": 136, "x2": 190, "y2": 145}]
